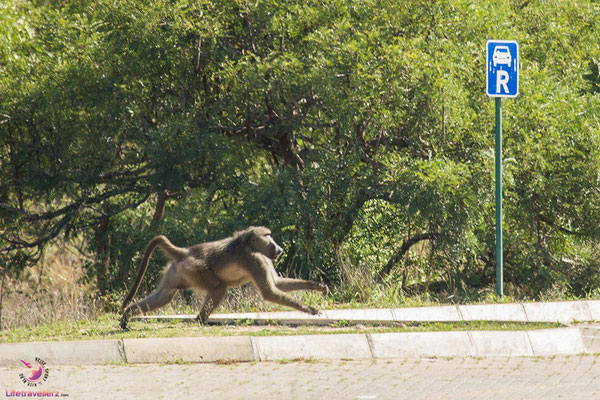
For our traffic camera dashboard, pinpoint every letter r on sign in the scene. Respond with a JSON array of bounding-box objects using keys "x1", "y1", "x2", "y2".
[{"x1": 496, "y1": 70, "x2": 509, "y2": 94}]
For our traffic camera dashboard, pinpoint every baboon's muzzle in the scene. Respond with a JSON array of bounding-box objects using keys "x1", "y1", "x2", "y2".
[{"x1": 273, "y1": 245, "x2": 284, "y2": 260}]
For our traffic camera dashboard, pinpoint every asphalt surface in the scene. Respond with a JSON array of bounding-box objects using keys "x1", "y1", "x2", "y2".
[{"x1": 1, "y1": 355, "x2": 599, "y2": 399}]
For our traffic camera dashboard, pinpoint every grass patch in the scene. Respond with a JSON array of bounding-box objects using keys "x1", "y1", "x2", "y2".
[{"x1": 0, "y1": 313, "x2": 561, "y2": 343}]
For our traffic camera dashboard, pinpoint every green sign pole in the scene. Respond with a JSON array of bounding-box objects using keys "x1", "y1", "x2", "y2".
[
  {"x1": 488, "y1": 39, "x2": 517, "y2": 298},
  {"x1": 495, "y1": 97, "x2": 503, "y2": 298}
]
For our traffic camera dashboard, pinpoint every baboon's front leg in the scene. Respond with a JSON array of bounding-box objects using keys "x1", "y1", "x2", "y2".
[
  {"x1": 249, "y1": 257, "x2": 320, "y2": 315},
  {"x1": 275, "y1": 278, "x2": 329, "y2": 294},
  {"x1": 260, "y1": 287, "x2": 320, "y2": 315}
]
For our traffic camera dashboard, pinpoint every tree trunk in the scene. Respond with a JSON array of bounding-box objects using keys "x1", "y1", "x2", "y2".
[
  {"x1": 152, "y1": 190, "x2": 170, "y2": 222},
  {"x1": 0, "y1": 271, "x2": 5, "y2": 331},
  {"x1": 95, "y1": 202, "x2": 111, "y2": 295}
]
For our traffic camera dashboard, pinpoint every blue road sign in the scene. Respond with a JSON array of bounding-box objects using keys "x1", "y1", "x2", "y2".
[{"x1": 486, "y1": 40, "x2": 519, "y2": 98}]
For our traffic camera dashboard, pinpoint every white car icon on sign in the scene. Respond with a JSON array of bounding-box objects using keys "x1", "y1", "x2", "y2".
[{"x1": 492, "y1": 46, "x2": 512, "y2": 67}]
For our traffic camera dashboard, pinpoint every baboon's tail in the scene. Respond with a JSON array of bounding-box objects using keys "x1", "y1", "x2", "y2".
[{"x1": 121, "y1": 235, "x2": 187, "y2": 310}]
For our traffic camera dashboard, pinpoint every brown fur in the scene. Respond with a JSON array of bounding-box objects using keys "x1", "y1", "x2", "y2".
[{"x1": 120, "y1": 227, "x2": 328, "y2": 329}]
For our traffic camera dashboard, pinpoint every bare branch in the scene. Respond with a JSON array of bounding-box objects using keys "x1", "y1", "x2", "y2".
[{"x1": 379, "y1": 233, "x2": 433, "y2": 277}]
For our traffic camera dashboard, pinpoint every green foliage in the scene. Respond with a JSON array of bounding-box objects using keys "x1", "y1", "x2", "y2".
[{"x1": 1, "y1": 0, "x2": 600, "y2": 303}]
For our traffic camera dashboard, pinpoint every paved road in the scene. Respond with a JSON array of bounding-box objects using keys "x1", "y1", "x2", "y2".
[{"x1": 1, "y1": 355, "x2": 599, "y2": 399}]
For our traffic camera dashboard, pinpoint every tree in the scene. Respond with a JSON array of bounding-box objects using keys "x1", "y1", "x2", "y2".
[{"x1": 2, "y1": 0, "x2": 600, "y2": 301}]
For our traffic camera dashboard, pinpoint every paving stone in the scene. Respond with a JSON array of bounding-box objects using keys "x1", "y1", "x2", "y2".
[{"x1": 3, "y1": 356, "x2": 595, "y2": 399}]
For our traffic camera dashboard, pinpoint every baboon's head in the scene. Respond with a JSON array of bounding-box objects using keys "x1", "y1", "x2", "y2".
[{"x1": 238, "y1": 226, "x2": 284, "y2": 260}]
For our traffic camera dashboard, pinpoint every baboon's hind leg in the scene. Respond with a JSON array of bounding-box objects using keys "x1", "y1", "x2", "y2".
[
  {"x1": 275, "y1": 278, "x2": 328, "y2": 294},
  {"x1": 130, "y1": 287, "x2": 178, "y2": 314},
  {"x1": 196, "y1": 284, "x2": 227, "y2": 325},
  {"x1": 120, "y1": 288, "x2": 178, "y2": 329}
]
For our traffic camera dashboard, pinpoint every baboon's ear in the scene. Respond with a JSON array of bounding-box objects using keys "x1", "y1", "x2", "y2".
[{"x1": 240, "y1": 228, "x2": 256, "y2": 244}]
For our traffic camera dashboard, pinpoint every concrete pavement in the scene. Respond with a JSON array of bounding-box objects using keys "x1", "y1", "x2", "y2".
[
  {"x1": 0, "y1": 327, "x2": 589, "y2": 366},
  {"x1": 1, "y1": 300, "x2": 599, "y2": 367},
  {"x1": 134, "y1": 299, "x2": 600, "y2": 325},
  {"x1": 2, "y1": 356, "x2": 599, "y2": 399}
]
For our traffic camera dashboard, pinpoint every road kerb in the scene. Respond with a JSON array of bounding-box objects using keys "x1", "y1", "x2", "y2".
[
  {"x1": 122, "y1": 336, "x2": 255, "y2": 364},
  {"x1": 585, "y1": 300, "x2": 600, "y2": 321},
  {"x1": 390, "y1": 305, "x2": 462, "y2": 322},
  {"x1": 470, "y1": 331, "x2": 533, "y2": 356},
  {"x1": 251, "y1": 334, "x2": 371, "y2": 361},
  {"x1": 133, "y1": 300, "x2": 600, "y2": 326},
  {"x1": 527, "y1": 327, "x2": 587, "y2": 356},
  {"x1": 522, "y1": 301, "x2": 593, "y2": 323},
  {"x1": 0, "y1": 327, "x2": 589, "y2": 366},
  {"x1": 369, "y1": 331, "x2": 474, "y2": 358},
  {"x1": 458, "y1": 303, "x2": 528, "y2": 322},
  {"x1": 0, "y1": 340, "x2": 124, "y2": 366}
]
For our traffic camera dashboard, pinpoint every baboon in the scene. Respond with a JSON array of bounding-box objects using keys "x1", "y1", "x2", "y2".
[{"x1": 120, "y1": 226, "x2": 328, "y2": 329}]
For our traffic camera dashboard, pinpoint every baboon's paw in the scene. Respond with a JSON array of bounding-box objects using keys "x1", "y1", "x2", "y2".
[{"x1": 307, "y1": 306, "x2": 320, "y2": 315}]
